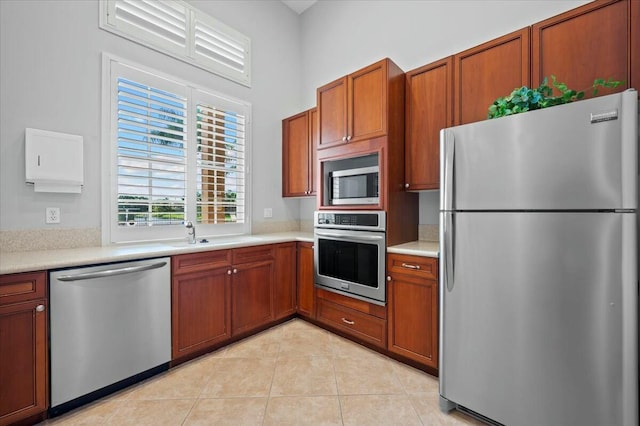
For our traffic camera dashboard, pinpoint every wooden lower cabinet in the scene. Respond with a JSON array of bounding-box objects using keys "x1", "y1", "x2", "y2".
[
  {"x1": 172, "y1": 245, "x2": 283, "y2": 360},
  {"x1": 171, "y1": 265, "x2": 231, "y2": 360},
  {"x1": 0, "y1": 272, "x2": 48, "y2": 426},
  {"x1": 274, "y1": 242, "x2": 297, "y2": 319},
  {"x1": 231, "y1": 260, "x2": 275, "y2": 335},
  {"x1": 315, "y1": 288, "x2": 386, "y2": 348},
  {"x1": 387, "y1": 254, "x2": 439, "y2": 369},
  {"x1": 296, "y1": 241, "x2": 315, "y2": 318}
]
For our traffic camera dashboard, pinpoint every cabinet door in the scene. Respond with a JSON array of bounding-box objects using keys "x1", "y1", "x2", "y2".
[
  {"x1": 454, "y1": 28, "x2": 530, "y2": 125},
  {"x1": 532, "y1": 0, "x2": 633, "y2": 98},
  {"x1": 273, "y1": 242, "x2": 296, "y2": 319},
  {"x1": 348, "y1": 59, "x2": 387, "y2": 143},
  {"x1": 282, "y1": 110, "x2": 311, "y2": 197},
  {"x1": 296, "y1": 241, "x2": 315, "y2": 318},
  {"x1": 308, "y1": 107, "x2": 318, "y2": 195},
  {"x1": 231, "y1": 260, "x2": 274, "y2": 335},
  {"x1": 387, "y1": 255, "x2": 438, "y2": 368},
  {"x1": 317, "y1": 76, "x2": 348, "y2": 149},
  {"x1": 405, "y1": 57, "x2": 453, "y2": 190},
  {"x1": 172, "y1": 267, "x2": 231, "y2": 359},
  {"x1": 0, "y1": 300, "x2": 47, "y2": 425}
]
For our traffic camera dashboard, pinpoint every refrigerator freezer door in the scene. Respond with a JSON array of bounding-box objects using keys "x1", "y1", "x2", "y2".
[
  {"x1": 440, "y1": 90, "x2": 638, "y2": 211},
  {"x1": 439, "y1": 211, "x2": 637, "y2": 426}
]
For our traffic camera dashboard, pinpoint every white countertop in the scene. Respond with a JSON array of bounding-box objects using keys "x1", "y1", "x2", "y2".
[
  {"x1": 0, "y1": 232, "x2": 314, "y2": 275},
  {"x1": 0, "y1": 233, "x2": 438, "y2": 275},
  {"x1": 386, "y1": 240, "x2": 439, "y2": 258}
]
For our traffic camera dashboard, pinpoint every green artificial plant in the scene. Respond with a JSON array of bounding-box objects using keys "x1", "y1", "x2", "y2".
[{"x1": 487, "y1": 76, "x2": 623, "y2": 119}]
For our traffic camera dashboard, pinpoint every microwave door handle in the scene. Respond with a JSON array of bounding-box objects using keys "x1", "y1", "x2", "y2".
[{"x1": 315, "y1": 231, "x2": 384, "y2": 242}]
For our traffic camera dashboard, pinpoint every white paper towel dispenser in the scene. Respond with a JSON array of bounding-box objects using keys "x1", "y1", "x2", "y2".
[{"x1": 25, "y1": 128, "x2": 84, "y2": 193}]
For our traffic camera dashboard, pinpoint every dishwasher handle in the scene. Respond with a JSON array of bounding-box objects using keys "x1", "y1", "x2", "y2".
[{"x1": 56, "y1": 261, "x2": 167, "y2": 282}]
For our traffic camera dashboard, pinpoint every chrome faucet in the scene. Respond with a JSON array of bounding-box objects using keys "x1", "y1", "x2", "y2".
[{"x1": 185, "y1": 221, "x2": 196, "y2": 244}]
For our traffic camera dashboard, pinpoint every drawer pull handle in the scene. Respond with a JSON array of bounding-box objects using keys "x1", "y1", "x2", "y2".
[
  {"x1": 341, "y1": 317, "x2": 355, "y2": 325},
  {"x1": 36, "y1": 304, "x2": 45, "y2": 312},
  {"x1": 401, "y1": 263, "x2": 421, "y2": 270}
]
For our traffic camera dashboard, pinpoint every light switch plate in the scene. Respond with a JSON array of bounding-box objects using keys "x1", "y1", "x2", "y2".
[
  {"x1": 263, "y1": 208, "x2": 273, "y2": 218},
  {"x1": 46, "y1": 207, "x2": 60, "y2": 224}
]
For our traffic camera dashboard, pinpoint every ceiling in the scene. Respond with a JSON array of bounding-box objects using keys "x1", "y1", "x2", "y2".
[{"x1": 281, "y1": 0, "x2": 317, "y2": 15}]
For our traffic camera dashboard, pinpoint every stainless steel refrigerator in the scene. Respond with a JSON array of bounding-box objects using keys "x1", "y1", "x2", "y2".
[{"x1": 439, "y1": 89, "x2": 638, "y2": 426}]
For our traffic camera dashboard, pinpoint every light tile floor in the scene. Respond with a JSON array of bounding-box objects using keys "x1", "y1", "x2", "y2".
[{"x1": 39, "y1": 319, "x2": 484, "y2": 425}]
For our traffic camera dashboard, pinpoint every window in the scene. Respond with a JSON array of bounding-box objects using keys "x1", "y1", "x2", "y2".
[
  {"x1": 104, "y1": 56, "x2": 251, "y2": 244},
  {"x1": 100, "y1": 0, "x2": 251, "y2": 87}
]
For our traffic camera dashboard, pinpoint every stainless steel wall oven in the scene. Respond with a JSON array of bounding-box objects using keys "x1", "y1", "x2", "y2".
[{"x1": 314, "y1": 211, "x2": 386, "y2": 305}]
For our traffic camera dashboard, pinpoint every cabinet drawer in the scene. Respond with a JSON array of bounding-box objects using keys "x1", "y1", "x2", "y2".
[
  {"x1": 387, "y1": 254, "x2": 438, "y2": 280},
  {"x1": 316, "y1": 287, "x2": 386, "y2": 319},
  {"x1": 232, "y1": 245, "x2": 274, "y2": 265},
  {"x1": 172, "y1": 250, "x2": 231, "y2": 275},
  {"x1": 0, "y1": 271, "x2": 47, "y2": 306},
  {"x1": 316, "y1": 298, "x2": 386, "y2": 348}
]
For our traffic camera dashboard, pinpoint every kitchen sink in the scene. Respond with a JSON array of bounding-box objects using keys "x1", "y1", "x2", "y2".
[{"x1": 167, "y1": 235, "x2": 263, "y2": 248}]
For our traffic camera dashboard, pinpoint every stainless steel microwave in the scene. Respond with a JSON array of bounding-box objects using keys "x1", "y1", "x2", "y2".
[{"x1": 329, "y1": 165, "x2": 379, "y2": 205}]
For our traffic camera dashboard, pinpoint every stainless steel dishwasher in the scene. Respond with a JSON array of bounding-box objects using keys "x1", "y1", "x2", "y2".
[{"x1": 49, "y1": 257, "x2": 171, "y2": 415}]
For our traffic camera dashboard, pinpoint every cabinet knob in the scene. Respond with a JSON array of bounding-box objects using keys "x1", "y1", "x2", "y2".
[
  {"x1": 346, "y1": 135, "x2": 352, "y2": 141},
  {"x1": 386, "y1": 276, "x2": 391, "y2": 282},
  {"x1": 405, "y1": 183, "x2": 410, "y2": 189},
  {"x1": 342, "y1": 136, "x2": 347, "y2": 142},
  {"x1": 233, "y1": 268, "x2": 238, "y2": 274},
  {"x1": 227, "y1": 270, "x2": 232, "y2": 275},
  {"x1": 36, "y1": 304, "x2": 45, "y2": 312}
]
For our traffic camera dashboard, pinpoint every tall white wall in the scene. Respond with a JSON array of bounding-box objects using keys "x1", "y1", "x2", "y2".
[
  {"x1": 0, "y1": 0, "x2": 302, "y2": 233},
  {"x1": 297, "y1": 0, "x2": 591, "y2": 224},
  {"x1": 0, "y1": 0, "x2": 594, "y2": 238}
]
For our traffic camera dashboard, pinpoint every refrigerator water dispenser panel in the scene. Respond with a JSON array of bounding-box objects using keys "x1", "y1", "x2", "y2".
[{"x1": 25, "y1": 128, "x2": 83, "y2": 193}]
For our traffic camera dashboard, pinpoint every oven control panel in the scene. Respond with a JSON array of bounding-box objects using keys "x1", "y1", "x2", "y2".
[{"x1": 314, "y1": 211, "x2": 385, "y2": 231}]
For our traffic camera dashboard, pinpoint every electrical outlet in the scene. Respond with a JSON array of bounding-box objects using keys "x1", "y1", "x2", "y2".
[
  {"x1": 263, "y1": 208, "x2": 273, "y2": 218},
  {"x1": 46, "y1": 207, "x2": 60, "y2": 224}
]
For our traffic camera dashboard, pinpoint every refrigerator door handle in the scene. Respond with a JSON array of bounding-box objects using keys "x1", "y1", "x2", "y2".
[
  {"x1": 444, "y1": 212, "x2": 455, "y2": 291},
  {"x1": 441, "y1": 130, "x2": 455, "y2": 211}
]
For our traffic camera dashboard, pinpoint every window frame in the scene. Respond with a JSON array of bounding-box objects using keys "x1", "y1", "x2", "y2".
[
  {"x1": 99, "y1": 0, "x2": 252, "y2": 87},
  {"x1": 101, "y1": 53, "x2": 252, "y2": 245}
]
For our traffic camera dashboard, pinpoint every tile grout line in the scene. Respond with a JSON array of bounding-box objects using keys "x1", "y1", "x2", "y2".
[
  {"x1": 261, "y1": 337, "x2": 281, "y2": 425},
  {"x1": 330, "y1": 339, "x2": 346, "y2": 425},
  {"x1": 179, "y1": 398, "x2": 199, "y2": 426}
]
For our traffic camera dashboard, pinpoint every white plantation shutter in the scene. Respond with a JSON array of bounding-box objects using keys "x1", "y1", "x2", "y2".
[
  {"x1": 195, "y1": 92, "x2": 247, "y2": 225},
  {"x1": 106, "y1": 58, "x2": 250, "y2": 243},
  {"x1": 108, "y1": 0, "x2": 187, "y2": 55},
  {"x1": 114, "y1": 66, "x2": 188, "y2": 229},
  {"x1": 101, "y1": 0, "x2": 251, "y2": 86},
  {"x1": 193, "y1": 16, "x2": 251, "y2": 85}
]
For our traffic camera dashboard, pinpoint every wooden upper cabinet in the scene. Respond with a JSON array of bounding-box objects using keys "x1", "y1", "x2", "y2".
[
  {"x1": 318, "y1": 76, "x2": 348, "y2": 148},
  {"x1": 349, "y1": 60, "x2": 387, "y2": 142},
  {"x1": 317, "y1": 58, "x2": 397, "y2": 150},
  {"x1": 532, "y1": 0, "x2": 635, "y2": 98},
  {"x1": 405, "y1": 57, "x2": 453, "y2": 190},
  {"x1": 454, "y1": 28, "x2": 530, "y2": 125},
  {"x1": 282, "y1": 108, "x2": 316, "y2": 197},
  {"x1": 309, "y1": 108, "x2": 318, "y2": 195}
]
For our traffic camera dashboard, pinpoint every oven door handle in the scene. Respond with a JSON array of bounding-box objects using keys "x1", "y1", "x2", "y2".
[{"x1": 315, "y1": 231, "x2": 384, "y2": 242}]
